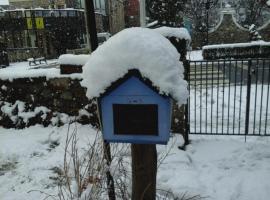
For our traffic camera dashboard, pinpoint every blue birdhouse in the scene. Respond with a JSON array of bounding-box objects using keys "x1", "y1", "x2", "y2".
[{"x1": 98, "y1": 69, "x2": 172, "y2": 145}]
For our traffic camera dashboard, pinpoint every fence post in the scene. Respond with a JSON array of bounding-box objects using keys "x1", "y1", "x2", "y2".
[
  {"x1": 184, "y1": 60, "x2": 190, "y2": 145},
  {"x1": 245, "y1": 59, "x2": 252, "y2": 141}
]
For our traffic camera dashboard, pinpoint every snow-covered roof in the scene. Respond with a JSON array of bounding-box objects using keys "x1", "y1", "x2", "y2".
[
  {"x1": 81, "y1": 27, "x2": 188, "y2": 105},
  {"x1": 154, "y1": 26, "x2": 191, "y2": 42},
  {"x1": 59, "y1": 54, "x2": 90, "y2": 66}
]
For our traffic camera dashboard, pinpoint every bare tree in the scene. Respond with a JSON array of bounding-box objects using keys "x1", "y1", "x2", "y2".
[{"x1": 184, "y1": 0, "x2": 220, "y2": 33}]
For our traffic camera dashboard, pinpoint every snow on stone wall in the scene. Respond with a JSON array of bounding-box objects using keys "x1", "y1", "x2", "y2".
[{"x1": 58, "y1": 54, "x2": 90, "y2": 66}]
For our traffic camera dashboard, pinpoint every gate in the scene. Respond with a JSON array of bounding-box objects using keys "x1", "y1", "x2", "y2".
[{"x1": 187, "y1": 58, "x2": 270, "y2": 136}]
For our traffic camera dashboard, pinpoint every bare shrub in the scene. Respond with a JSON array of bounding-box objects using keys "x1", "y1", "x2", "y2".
[
  {"x1": 157, "y1": 190, "x2": 208, "y2": 200},
  {"x1": 110, "y1": 144, "x2": 131, "y2": 200},
  {"x1": 56, "y1": 124, "x2": 132, "y2": 200},
  {"x1": 56, "y1": 125, "x2": 204, "y2": 200},
  {"x1": 58, "y1": 123, "x2": 107, "y2": 200}
]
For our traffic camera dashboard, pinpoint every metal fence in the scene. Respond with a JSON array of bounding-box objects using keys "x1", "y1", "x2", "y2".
[{"x1": 187, "y1": 58, "x2": 270, "y2": 136}]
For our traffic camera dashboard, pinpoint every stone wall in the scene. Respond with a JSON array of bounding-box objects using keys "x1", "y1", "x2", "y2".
[
  {"x1": 0, "y1": 75, "x2": 183, "y2": 134},
  {"x1": 260, "y1": 23, "x2": 270, "y2": 40},
  {"x1": 0, "y1": 77, "x2": 98, "y2": 128},
  {"x1": 208, "y1": 13, "x2": 249, "y2": 45}
]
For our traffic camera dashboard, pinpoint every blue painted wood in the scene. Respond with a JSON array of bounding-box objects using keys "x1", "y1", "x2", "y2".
[{"x1": 100, "y1": 76, "x2": 172, "y2": 145}]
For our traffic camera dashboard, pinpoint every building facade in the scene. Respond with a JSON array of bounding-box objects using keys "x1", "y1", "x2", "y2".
[
  {"x1": 8, "y1": 0, "x2": 65, "y2": 9},
  {"x1": 124, "y1": 0, "x2": 140, "y2": 27},
  {"x1": 107, "y1": 0, "x2": 125, "y2": 34}
]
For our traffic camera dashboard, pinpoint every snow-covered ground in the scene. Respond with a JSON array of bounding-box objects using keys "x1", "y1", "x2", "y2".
[
  {"x1": 186, "y1": 50, "x2": 203, "y2": 61},
  {"x1": 1, "y1": 52, "x2": 270, "y2": 200},
  {"x1": 1, "y1": 124, "x2": 270, "y2": 200},
  {"x1": 0, "y1": 60, "x2": 82, "y2": 81},
  {"x1": 190, "y1": 85, "x2": 270, "y2": 135}
]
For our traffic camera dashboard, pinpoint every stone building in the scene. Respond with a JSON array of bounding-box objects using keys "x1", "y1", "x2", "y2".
[
  {"x1": 107, "y1": 0, "x2": 125, "y2": 34},
  {"x1": 8, "y1": 0, "x2": 65, "y2": 9},
  {"x1": 192, "y1": 7, "x2": 270, "y2": 48},
  {"x1": 124, "y1": 0, "x2": 140, "y2": 27}
]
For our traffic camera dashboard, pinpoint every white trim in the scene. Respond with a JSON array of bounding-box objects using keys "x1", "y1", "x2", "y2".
[
  {"x1": 210, "y1": 9, "x2": 270, "y2": 33},
  {"x1": 258, "y1": 19, "x2": 270, "y2": 30},
  {"x1": 209, "y1": 13, "x2": 224, "y2": 33}
]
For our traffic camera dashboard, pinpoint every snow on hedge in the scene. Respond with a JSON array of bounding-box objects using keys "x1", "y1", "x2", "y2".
[
  {"x1": 81, "y1": 27, "x2": 188, "y2": 105},
  {"x1": 1, "y1": 100, "x2": 50, "y2": 124},
  {"x1": 154, "y1": 26, "x2": 191, "y2": 42},
  {"x1": 203, "y1": 40, "x2": 270, "y2": 50},
  {"x1": 59, "y1": 54, "x2": 90, "y2": 66}
]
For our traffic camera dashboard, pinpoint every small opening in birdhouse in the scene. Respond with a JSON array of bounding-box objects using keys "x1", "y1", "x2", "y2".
[{"x1": 113, "y1": 104, "x2": 158, "y2": 136}]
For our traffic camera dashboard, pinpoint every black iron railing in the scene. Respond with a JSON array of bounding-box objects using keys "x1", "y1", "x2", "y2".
[{"x1": 187, "y1": 58, "x2": 270, "y2": 136}]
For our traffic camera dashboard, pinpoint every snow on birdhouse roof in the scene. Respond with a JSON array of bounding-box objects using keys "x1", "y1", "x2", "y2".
[
  {"x1": 154, "y1": 26, "x2": 191, "y2": 42},
  {"x1": 81, "y1": 27, "x2": 188, "y2": 105}
]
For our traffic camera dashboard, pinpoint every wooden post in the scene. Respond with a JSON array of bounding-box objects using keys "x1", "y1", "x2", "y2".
[{"x1": 131, "y1": 144, "x2": 157, "y2": 200}]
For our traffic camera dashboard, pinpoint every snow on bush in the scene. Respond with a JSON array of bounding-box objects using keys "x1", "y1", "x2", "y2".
[
  {"x1": 203, "y1": 40, "x2": 270, "y2": 50},
  {"x1": 1, "y1": 100, "x2": 50, "y2": 124},
  {"x1": 81, "y1": 27, "x2": 188, "y2": 105},
  {"x1": 249, "y1": 24, "x2": 262, "y2": 41}
]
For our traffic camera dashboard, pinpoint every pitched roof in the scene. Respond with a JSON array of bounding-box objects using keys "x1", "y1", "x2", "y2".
[{"x1": 100, "y1": 69, "x2": 170, "y2": 99}]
